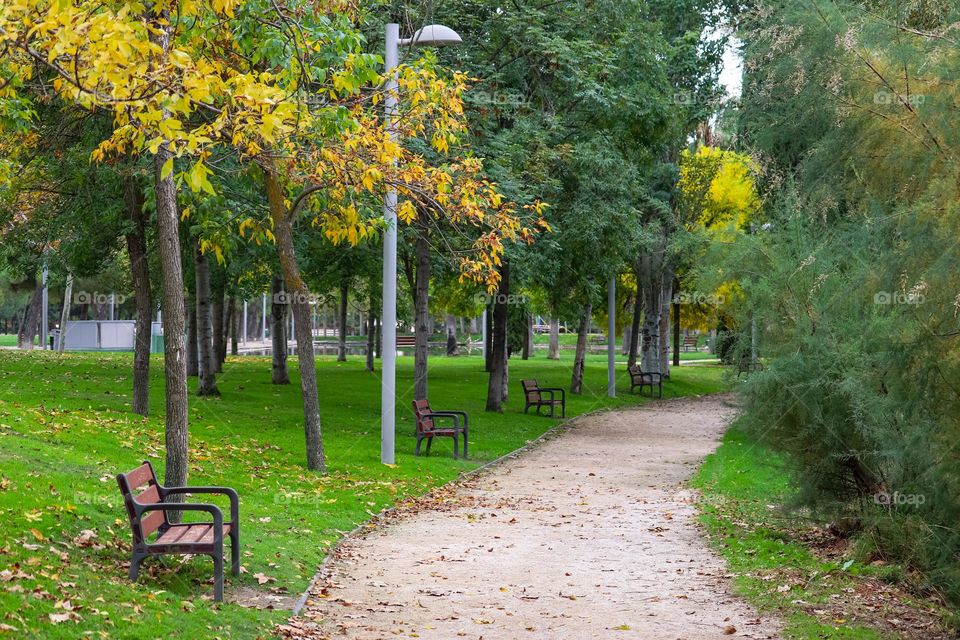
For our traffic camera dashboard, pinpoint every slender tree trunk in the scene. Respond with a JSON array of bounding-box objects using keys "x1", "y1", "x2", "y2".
[
  {"x1": 660, "y1": 269, "x2": 673, "y2": 379},
  {"x1": 522, "y1": 314, "x2": 532, "y2": 360},
  {"x1": 186, "y1": 293, "x2": 199, "y2": 377},
  {"x1": 366, "y1": 309, "x2": 375, "y2": 371},
  {"x1": 484, "y1": 304, "x2": 493, "y2": 372},
  {"x1": 672, "y1": 276, "x2": 681, "y2": 368},
  {"x1": 271, "y1": 274, "x2": 290, "y2": 384},
  {"x1": 228, "y1": 297, "x2": 238, "y2": 356},
  {"x1": 194, "y1": 241, "x2": 220, "y2": 396},
  {"x1": 18, "y1": 284, "x2": 42, "y2": 350},
  {"x1": 486, "y1": 264, "x2": 510, "y2": 411},
  {"x1": 57, "y1": 276, "x2": 73, "y2": 353},
  {"x1": 124, "y1": 176, "x2": 151, "y2": 416},
  {"x1": 337, "y1": 282, "x2": 348, "y2": 362},
  {"x1": 413, "y1": 228, "x2": 430, "y2": 400},
  {"x1": 375, "y1": 315, "x2": 382, "y2": 359},
  {"x1": 154, "y1": 142, "x2": 189, "y2": 498},
  {"x1": 548, "y1": 317, "x2": 560, "y2": 360},
  {"x1": 445, "y1": 314, "x2": 457, "y2": 356},
  {"x1": 211, "y1": 282, "x2": 225, "y2": 373},
  {"x1": 628, "y1": 273, "x2": 643, "y2": 367},
  {"x1": 570, "y1": 303, "x2": 592, "y2": 394},
  {"x1": 265, "y1": 167, "x2": 325, "y2": 472}
]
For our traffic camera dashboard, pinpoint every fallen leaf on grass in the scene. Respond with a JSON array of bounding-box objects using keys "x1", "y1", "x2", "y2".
[{"x1": 253, "y1": 573, "x2": 276, "y2": 585}]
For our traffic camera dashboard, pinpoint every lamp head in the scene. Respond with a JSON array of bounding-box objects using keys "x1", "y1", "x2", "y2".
[{"x1": 400, "y1": 24, "x2": 463, "y2": 47}]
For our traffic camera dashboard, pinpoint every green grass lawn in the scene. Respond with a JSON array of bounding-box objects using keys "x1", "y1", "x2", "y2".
[
  {"x1": 0, "y1": 334, "x2": 19, "y2": 347},
  {"x1": 692, "y1": 422, "x2": 957, "y2": 639},
  {"x1": 0, "y1": 348, "x2": 724, "y2": 639}
]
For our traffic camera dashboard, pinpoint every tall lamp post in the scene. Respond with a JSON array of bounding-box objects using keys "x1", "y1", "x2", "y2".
[{"x1": 382, "y1": 23, "x2": 463, "y2": 465}]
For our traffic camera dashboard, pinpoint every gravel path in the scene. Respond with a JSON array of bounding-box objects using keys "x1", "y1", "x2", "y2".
[{"x1": 282, "y1": 395, "x2": 781, "y2": 640}]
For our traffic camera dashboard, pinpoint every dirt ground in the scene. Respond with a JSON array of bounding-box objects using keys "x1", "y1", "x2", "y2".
[{"x1": 280, "y1": 395, "x2": 781, "y2": 639}]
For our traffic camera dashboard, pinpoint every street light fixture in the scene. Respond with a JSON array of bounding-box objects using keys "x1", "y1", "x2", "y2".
[{"x1": 381, "y1": 23, "x2": 464, "y2": 466}]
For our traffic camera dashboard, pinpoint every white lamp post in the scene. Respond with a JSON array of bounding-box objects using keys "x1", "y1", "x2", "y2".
[{"x1": 382, "y1": 23, "x2": 463, "y2": 465}]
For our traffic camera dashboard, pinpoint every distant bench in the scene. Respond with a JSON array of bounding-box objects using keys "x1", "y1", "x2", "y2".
[
  {"x1": 682, "y1": 336, "x2": 699, "y2": 352},
  {"x1": 396, "y1": 335, "x2": 416, "y2": 348}
]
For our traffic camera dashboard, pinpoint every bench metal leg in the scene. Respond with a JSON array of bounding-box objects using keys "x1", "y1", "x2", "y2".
[
  {"x1": 212, "y1": 551, "x2": 224, "y2": 602},
  {"x1": 425, "y1": 438, "x2": 433, "y2": 455},
  {"x1": 230, "y1": 531, "x2": 240, "y2": 576},
  {"x1": 462, "y1": 431, "x2": 468, "y2": 459},
  {"x1": 415, "y1": 436, "x2": 424, "y2": 456},
  {"x1": 128, "y1": 550, "x2": 146, "y2": 581},
  {"x1": 452, "y1": 434, "x2": 459, "y2": 460}
]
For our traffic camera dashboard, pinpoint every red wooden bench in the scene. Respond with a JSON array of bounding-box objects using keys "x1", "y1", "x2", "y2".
[
  {"x1": 682, "y1": 336, "x2": 699, "y2": 352},
  {"x1": 412, "y1": 399, "x2": 469, "y2": 459},
  {"x1": 116, "y1": 461, "x2": 239, "y2": 602},
  {"x1": 521, "y1": 379, "x2": 566, "y2": 418},
  {"x1": 627, "y1": 364, "x2": 663, "y2": 398}
]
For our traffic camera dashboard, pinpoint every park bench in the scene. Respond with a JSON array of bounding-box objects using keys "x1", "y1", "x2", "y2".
[
  {"x1": 521, "y1": 379, "x2": 566, "y2": 418},
  {"x1": 682, "y1": 336, "x2": 699, "y2": 352},
  {"x1": 116, "y1": 461, "x2": 239, "y2": 602},
  {"x1": 588, "y1": 334, "x2": 607, "y2": 346},
  {"x1": 412, "y1": 399, "x2": 469, "y2": 459},
  {"x1": 396, "y1": 335, "x2": 416, "y2": 348},
  {"x1": 627, "y1": 364, "x2": 663, "y2": 398}
]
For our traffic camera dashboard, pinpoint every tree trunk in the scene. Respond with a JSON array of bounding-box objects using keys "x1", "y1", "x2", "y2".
[
  {"x1": 154, "y1": 140, "x2": 189, "y2": 500},
  {"x1": 18, "y1": 284, "x2": 42, "y2": 350},
  {"x1": 548, "y1": 317, "x2": 560, "y2": 360},
  {"x1": 271, "y1": 274, "x2": 290, "y2": 384},
  {"x1": 445, "y1": 314, "x2": 457, "y2": 356},
  {"x1": 193, "y1": 241, "x2": 220, "y2": 396},
  {"x1": 660, "y1": 269, "x2": 673, "y2": 378},
  {"x1": 123, "y1": 175, "x2": 151, "y2": 416},
  {"x1": 186, "y1": 293, "x2": 199, "y2": 377},
  {"x1": 375, "y1": 315, "x2": 382, "y2": 359},
  {"x1": 570, "y1": 303, "x2": 592, "y2": 394},
  {"x1": 628, "y1": 273, "x2": 643, "y2": 367},
  {"x1": 522, "y1": 314, "x2": 532, "y2": 360},
  {"x1": 366, "y1": 310, "x2": 375, "y2": 371},
  {"x1": 57, "y1": 276, "x2": 72, "y2": 353},
  {"x1": 485, "y1": 264, "x2": 510, "y2": 412},
  {"x1": 638, "y1": 248, "x2": 665, "y2": 373},
  {"x1": 484, "y1": 304, "x2": 493, "y2": 372},
  {"x1": 265, "y1": 166, "x2": 325, "y2": 472},
  {"x1": 228, "y1": 297, "x2": 238, "y2": 356},
  {"x1": 413, "y1": 228, "x2": 431, "y2": 400},
  {"x1": 672, "y1": 276, "x2": 681, "y2": 368},
  {"x1": 211, "y1": 281, "x2": 225, "y2": 372},
  {"x1": 338, "y1": 282, "x2": 348, "y2": 362}
]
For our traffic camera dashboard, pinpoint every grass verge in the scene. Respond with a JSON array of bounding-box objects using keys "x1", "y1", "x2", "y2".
[{"x1": 692, "y1": 420, "x2": 957, "y2": 639}]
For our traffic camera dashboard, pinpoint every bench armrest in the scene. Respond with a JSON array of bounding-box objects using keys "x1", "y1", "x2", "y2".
[
  {"x1": 162, "y1": 486, "x2": 239, "y2": 525},
  {"x1": 539, "y1": 387, "x2": 566, "y2": 402},
  {"x1": 421, "y1": 412, "x2": 462, "y2": 430},
  {"x1": 137, "y1": 502, "x2": 224, "y2": 531},
  {"x1": 428, "y1": 410, "x2": 469, "y2": 428}
]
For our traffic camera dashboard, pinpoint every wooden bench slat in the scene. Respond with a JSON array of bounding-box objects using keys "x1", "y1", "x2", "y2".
[
  {"x1": 156, "y1": 523, "x2": 233, "y2": 546},
  {"x1": 125, "y1": 463, "x2": 154, "y2": 491}
]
